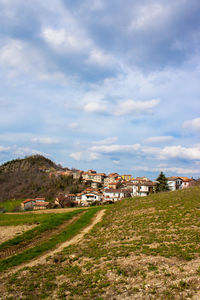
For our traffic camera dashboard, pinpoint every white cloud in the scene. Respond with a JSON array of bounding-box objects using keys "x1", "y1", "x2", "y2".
[
  {"x1": 92, "y1": 137, "x2": 118, "y2": 145},
  {"x1": 83, "y1": 101, "x2": 107, "y2": 113},
  {"x1": 42, "y1": 28, "x2": 66, "y2": 47},
  {"x1": 12, "y1": 147, "x2": 49, "y2": 157},
  {"x1": 114, "y1": 99, "x2": 160, "y2": 116},
  {"x1": 0, "y1": 38, "x2": 67, "y2": 83},
  {"x1": 31, "y1": 137, "x2": 59, "y2": 144},
  {"x1": 129, "y1": 3, "x2": 168, "y2": 31},
  {"x1": 42, "y1": 27, "x2": 91, "y2": 53},
  {"x1": 183, "y1": 117, "x2": 200, "y2": 132},
  {"x1": 88, "y1": 152, "x2": 100, "y2": 161},
  {"x1": 69, "y1": 152, "x2": 82, "y2": 161},
  {"x1": 69, "y1": 151, "x2": 99, "y2": 161},
  {"x1": 87, "y1": 49, "x2": 114, "y2": 66},
  {"x1": 90, "y1": 143, "x2": 141, "y2": 153},
  {"x1": 0, "y1": 146, "x2": 10, "y2": 152},
  {"x1": 160, "y1": 145, "x2": 200, "y2": 160},
  {"x1": 0, "y1": 39, "x2": 24, "y2": 68},
  {"x1": 144, "y1": 136, "x2": 174, "y2": 144},
  {"x1": 134, "y1": 165, "x2": 200, "y2": 175},
  {"x1": 141, "y1": 144, "x2": 200, "y2": 161}
]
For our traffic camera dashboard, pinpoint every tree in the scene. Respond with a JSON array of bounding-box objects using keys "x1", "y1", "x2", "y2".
[{"x1": 155, "y1": 171, "x2": 169, "y2": 192}]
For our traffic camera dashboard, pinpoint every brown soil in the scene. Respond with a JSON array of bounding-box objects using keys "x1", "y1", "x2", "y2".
[
  {"x1": 0, "y1": 225, "x2": 37, "y2": 244},
  {"x1": 102, "y1": 254, "x2": 200, "y2": 299}
]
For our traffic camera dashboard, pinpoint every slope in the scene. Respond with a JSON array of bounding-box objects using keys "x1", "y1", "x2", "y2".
[{"x1": 1, "y1": 186, "x2": 200, "y2": 299}]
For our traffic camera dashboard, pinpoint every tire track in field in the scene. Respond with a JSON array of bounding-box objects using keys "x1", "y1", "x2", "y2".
[
  {"x1": 2, "y1": 209, "x2": 105, "y2": 277},
  {"x1": 0, "y1": 213, "x2": 83, "y2": 260}
]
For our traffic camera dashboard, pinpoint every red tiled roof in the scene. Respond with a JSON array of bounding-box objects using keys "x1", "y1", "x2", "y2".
[{"x1": 22, "y1": 199, "x2": 35, "y2": 203}]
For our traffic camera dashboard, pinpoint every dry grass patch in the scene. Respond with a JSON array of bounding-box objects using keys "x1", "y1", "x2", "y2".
[{"x1": 0, "y1": 225, "x2": 37, "y2": 244}]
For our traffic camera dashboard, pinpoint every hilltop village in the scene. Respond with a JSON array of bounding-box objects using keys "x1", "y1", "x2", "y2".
[{"x1": 21, "y1": 168, "x2": 196, "y2": 211}]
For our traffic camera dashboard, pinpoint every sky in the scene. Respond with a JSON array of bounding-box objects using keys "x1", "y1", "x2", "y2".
[{"x1": 0, "y1": 0, "x2": 200, "y2": 179}]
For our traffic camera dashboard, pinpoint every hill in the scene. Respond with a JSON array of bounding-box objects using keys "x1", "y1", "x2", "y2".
[
  {"x1": 0, "y1": 155, "x2": 86, "y2": 204},
  {"x1": 0, "y1": 187, "x2": 200, "y2": 299}
]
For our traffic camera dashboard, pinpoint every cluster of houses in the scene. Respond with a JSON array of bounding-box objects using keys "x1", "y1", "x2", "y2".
[{"x1": 21, "y1": 170, "x2": 196, "y2": 210}]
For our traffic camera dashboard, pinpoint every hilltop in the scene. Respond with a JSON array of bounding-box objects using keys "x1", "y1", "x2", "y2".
[
  {"x1": 0, "y1": 155, "x2": 61, "y2": 174},
  {"x1": 0, "y1": 155, "x2": 85, "y2": 203}
]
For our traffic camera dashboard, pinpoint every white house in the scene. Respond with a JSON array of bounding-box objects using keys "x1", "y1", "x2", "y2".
[
  {"x1": 103, "y1": 189, "x2": 125, "y2": 203},
  {"x1": 80, "y1": 191, "x2": 102, "y2": 206},
  {"x1": 167, "y1": 177, "x2": 183, "y2": 191},
  {"x1": 132, "y1": 181, "x2": 155, "y2": 197},
  {"x1": 167, "y1": 176, "x2": 195, "y2": 191}
]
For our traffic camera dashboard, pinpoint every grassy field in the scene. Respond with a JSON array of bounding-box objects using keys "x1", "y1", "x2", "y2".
[
  {"x1": 0, "y1": 210, "x2": 83, "y2": 252},
  {"x1": 1, "y1": 187, "x2": 200, "y2": 299},
  {"x1": 0, "y1": 199, "x2": 22, "y2": 212},
  {"x1": 0, "y1": 207, "x2": 101, "y2": 272}
]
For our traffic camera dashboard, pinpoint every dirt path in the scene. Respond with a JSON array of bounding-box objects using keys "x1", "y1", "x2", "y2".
[
  {"x1": 3, "y1": 209, "x2": 105, "y2": 276},
  {"x1": 6, "y1": 207, "x2": 89, "y2": 215}
]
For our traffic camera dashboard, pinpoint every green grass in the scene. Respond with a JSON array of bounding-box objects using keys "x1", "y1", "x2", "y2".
[
  {"x1": 0, "y1": 199, "x2": 22, "y2": 212},
  {"x1": 0, "y1": 210, "x2": 83, "y2": 252},
  {"x1": 0, "y1": 207, "x2": 102, "y2": 272},
  {"x1": 1, "y1": 187, "x2": 200, "y2": 299},
  {"x1": 0, "y1": 211, "x2": 73, "y2": 226}
]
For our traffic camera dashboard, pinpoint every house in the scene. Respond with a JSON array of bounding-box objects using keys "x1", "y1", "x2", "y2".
[
  {"x1": 82, "y1": 170, "x2": 106, "y2": 183},
  {"x1": 21, "y1": 199, "x2": 36, "y2": 210},
  {"x1": 167, "y1": 177, "x2": 182, "y2": 191},
  {"x1": 103, "y1": 189, "x2": 125, "y2": 203},
  {"x1": 80, "y1": 190, "x2": 102, "y2": 206},
  {"x1": 132, "y1": 181, "x2": 156, "y2": 197},
  {"x1": 93, "y1": 173, "x2": 106, "y2": 183},
  {"x1": 178, "y1": 177, "x2": 196, "y2": 188},
  {"x1": 120, "y1": 181, "x2": 133, "y2": 196},
  {"x1": 21, "y1": 198, "x2": 49, "y2": 210},
  {"x1": 167, "y1": 176, "x2": 195, "y2": 191},
  {"x1": 121, "y1": 174, "x2": 132, "y2": 181},
  {"x1": 82, "y1": 170, "x2": 96, "y2": 181},
  {"x1": 104, "y1": 173, "x2": 121, "y2": 187}
]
